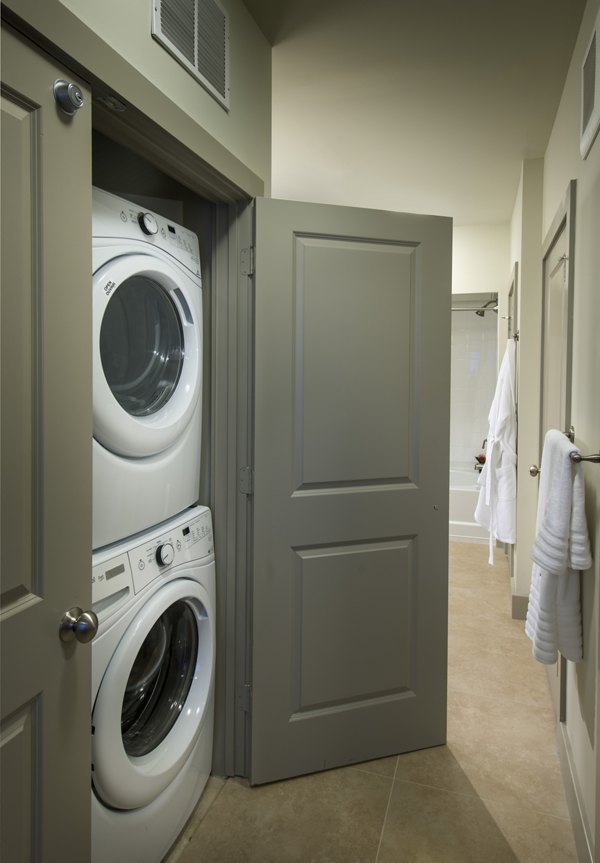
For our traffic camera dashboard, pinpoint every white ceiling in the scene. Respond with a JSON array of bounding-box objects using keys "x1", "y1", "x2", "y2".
[{"x1": 243, "y1": 0, "x2": 586, "y2": 224}]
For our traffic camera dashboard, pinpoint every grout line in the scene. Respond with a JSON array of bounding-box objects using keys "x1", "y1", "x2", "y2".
[{"x1": 373, "y1": 758, "x2": 399, "y2": 863}]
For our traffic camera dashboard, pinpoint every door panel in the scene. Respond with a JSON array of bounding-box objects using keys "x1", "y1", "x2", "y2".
[
  {"x1": 1, "y1": 26, "x2": 92, "y2": 861},
  {"x1": 250, "y1": 198, "x2": 451, "y2": 785}
]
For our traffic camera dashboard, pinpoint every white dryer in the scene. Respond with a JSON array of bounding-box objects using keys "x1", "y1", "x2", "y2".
[
  {"x1": 91, "y1": 506, "x2": 215, "y2": 863},
  {"x1": 93, "y1": 187, "x2": 203, "y2": 549}
]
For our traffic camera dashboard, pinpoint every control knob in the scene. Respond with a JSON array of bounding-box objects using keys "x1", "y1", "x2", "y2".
[
  {"x1": 156, "y1": 542, "x2": 175, "y2": 566},
  {"x1": 138, "y1": 212, "x2": 158, "y2": 235}
]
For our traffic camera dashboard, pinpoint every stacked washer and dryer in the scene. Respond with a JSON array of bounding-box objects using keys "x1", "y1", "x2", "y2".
[{"x1": 91, "y1": 188, "x2": 215, "y2": 863}]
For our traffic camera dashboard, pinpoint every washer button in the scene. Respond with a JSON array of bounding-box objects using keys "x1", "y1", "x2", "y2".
[{"x1": 156, "y1": 543, "x2": 175, "y2": 566}]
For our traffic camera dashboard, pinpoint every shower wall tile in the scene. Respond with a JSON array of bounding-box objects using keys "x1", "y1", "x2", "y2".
[{"x1": 450, "y1": 308, "x2": 497, "y2": 467}]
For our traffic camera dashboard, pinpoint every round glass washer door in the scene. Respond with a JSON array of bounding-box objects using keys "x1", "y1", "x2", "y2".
[
  {"x1": 92, "y1": 579, "x2": 214, "y2": 810},
  {"x1": 93, "y1": 253, "x2": 202, "y2": 458}
]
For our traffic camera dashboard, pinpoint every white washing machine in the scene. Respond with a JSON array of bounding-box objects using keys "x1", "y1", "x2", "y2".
[
  {"x1": 93, "y1": 187, "x2": 203, "y2": 550},
  {"x1": 91, "y1": 506, "x2": 215, "y2": 863}
]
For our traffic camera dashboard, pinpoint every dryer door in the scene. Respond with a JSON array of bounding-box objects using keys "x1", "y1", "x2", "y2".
[
  {"x1": 93, "y1": 253, "x2": 202, "y2": 457},
  {"x1": 92, "y1": 578, "x2": 214, "y2": 810}
]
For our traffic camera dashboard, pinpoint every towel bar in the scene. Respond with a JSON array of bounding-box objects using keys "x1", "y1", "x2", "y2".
[
  {"x1": 570, "y1": 451, "x2": 600, "y2": 464},
  {"x1": 564, "y1": 426, "x2": 600, "y2": 464}
]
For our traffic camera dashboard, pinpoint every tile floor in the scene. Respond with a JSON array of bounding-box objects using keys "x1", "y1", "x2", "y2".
[{"x1": 165, "y1": 541, "x2": 577, "y2": 863}]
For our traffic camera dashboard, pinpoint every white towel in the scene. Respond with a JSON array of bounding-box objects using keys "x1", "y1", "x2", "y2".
[{"x1": 525, "y1": 430, "x2": 592, "y2": 664}]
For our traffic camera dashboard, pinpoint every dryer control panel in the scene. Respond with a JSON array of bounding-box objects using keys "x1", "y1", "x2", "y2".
[
  {"x1": 92, "y1": 187, "x2": 201, "y2": 278},
  {"x1": 92, "y1": 506, "x2": 213, "y2": 606}
]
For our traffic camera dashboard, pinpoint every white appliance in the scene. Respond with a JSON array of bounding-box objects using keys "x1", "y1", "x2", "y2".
[
  {"x1": 92, "y1": 187, "x2": 203, "y2": 549},
  {"x1": 91, "y1": 506, "x2": 215, "y2": 863}
]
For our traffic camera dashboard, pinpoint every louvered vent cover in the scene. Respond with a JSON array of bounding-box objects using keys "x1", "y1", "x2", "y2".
[{"x1": 152, "y1": 0, "x2": 230, "y2": 110}]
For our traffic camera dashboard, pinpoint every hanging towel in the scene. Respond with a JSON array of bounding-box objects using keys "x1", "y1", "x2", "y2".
[
  {"x1": 525, "y1": 429, "x2": 592, "y2": 664},
  {"x1": 474, "y1": 338, "x2": 517, "y2": 564}
]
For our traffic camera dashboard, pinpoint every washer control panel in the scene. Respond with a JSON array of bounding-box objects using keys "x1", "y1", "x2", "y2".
[{"x1": 92, "y1": 506, "x2": 213, "y2": 605}]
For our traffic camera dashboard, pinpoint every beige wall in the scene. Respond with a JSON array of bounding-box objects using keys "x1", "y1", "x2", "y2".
[
  {"x1": 59, "y1": 0, "x2": 271, "y2": 189},
  {"x1": 534, "y1": 0, "x2": 599, "y2": 856},
  {"x1": 452, "y1": 224, "x2": 510, "y2": 360},
  {"x1": 452, "y1": 224, "x2": 510, "y2": 297}
]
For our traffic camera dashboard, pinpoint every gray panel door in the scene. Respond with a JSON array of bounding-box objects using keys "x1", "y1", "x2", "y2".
[
  {"x1": 0, "y1": 26, "x2": 93, "y2": 861},
  {"x1": 250, "y1": 198, "x2": 452, "y2": 785},
  {"x1": 539, "y1": 184, "x2": 575, "y2": 722}
]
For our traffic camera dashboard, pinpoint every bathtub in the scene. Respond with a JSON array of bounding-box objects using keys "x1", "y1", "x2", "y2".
[{"x1": 449, "y1": 463, "x2": 487, "y2": 542}]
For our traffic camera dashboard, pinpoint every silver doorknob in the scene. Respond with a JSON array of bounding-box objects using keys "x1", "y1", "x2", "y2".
[
  {"x1": 529, "y1": 464, "x2": 540, "y2": 477},
  {"x1": 59, "y1": 607, "x2": 98, "y2": 643},
  {"x1": 53, "y1": 79, "x2": 85, "y2": 115}
]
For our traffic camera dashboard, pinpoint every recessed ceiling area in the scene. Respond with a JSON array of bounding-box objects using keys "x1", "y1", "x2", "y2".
[{"x1": 243, "y1": 0, "x2": 586, "y2": 224}]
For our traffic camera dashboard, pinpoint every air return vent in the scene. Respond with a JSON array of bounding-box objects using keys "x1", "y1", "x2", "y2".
[{"x1": 152, "y1": 0, "x2": 230, "y2": 110}]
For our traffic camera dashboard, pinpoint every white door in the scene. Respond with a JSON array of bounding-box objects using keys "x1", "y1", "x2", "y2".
[
  {"x1": 1, "y1": 26, "x2": 93, "y2": 861},
  {"x1": 250, "y1": 198, "x2": 452, "y2": 785}
]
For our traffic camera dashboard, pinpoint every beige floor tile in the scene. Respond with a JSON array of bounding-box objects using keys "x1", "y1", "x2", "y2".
[
  {"x1": 177, "y1": 769, "x2": 392, "y2": 863},
  {"x1": 484, "y1": 798, "x2": 578, "y2": 863},
  {"x1": 163, "y1": 777, "x2": 227, "y2": 863},
  {"x1": 393, "y1": 744, "x2": 481, "y2": 798},
  {"x1": 349, "y1": 755, "x2": 398, "y2": 778},
  {"x1": 162, "y1": 538, "x2": 574, "y2": 862},
  {"x1": 377, "y1": 780, "x2": 522, "y2": 863}
]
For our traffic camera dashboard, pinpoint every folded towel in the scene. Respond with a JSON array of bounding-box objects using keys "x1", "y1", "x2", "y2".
[
  {"x1": 525, "y1": 564, "x2": 582, "y2": 663},
  {"x1": 531, "y1": 430, "x2": 582, "y2": 573},
  {"x1": 526, "y1": 429, "x2": 592, "y2": 664}
]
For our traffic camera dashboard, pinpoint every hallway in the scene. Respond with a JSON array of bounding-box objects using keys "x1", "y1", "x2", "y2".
[{"x1": 166, "y1": 542, "x2": 577, "y2": 863}]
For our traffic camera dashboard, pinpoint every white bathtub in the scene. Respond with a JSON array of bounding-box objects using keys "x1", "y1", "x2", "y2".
[{"x1": 449, "y1": 464, "x2": 487, "y2": 542}]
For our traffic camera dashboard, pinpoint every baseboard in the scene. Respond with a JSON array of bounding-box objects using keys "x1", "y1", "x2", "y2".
[
  {"x1": 511, "y1": 593, "x2": 528, "y2": 620},
  {"x1": 557, "y1": 721, "x2": 594, "y2": 863}
]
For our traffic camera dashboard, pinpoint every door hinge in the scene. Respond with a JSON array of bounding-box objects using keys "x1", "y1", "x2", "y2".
[
  {"x1": 240, "y1": 246, "x2": 255, "y2": 277},
  {"x1": 239, "y1": 466, "x2": 254, "y2": 495},
  {"x1": 238, "y1": 683, "x2": 252, "y2": 713}
]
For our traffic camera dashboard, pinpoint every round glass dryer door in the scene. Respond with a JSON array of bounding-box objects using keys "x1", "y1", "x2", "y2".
[
  {"x1": 100, "y1": 275, "x2": 185, "y2": 420},
  {"x1": 93, "y1": 254, "x2": 202, "y2": 458},
  {"x1": 92, "y1": 579, "x2": 215, "y2": 811}
]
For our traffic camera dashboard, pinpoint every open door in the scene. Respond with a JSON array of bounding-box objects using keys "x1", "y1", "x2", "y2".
[
  {"x1": 0, "y1": 26, "x2": 93, "y2": 860},
  {"x1": 538, "y1": 181, "x2": 576, "y2": 721},
  {"x1": 249, "y1": 197, "x2": 452, "y2": 785}
]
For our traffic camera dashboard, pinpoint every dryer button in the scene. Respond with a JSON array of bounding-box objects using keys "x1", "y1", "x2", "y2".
[
  {"x1": 156, "y1": 542, "x2": 175, "y2": 567},
  {"x1": 138, "y1": 212, "x2": 159, "y2": 235}
]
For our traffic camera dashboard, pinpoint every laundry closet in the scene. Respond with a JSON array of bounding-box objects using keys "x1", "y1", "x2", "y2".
[{"x1": 1, "y1": 4, "x2": 453, "y2": 861}]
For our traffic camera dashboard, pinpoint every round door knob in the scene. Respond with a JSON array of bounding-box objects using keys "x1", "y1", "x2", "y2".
[
  {"x1": 53, "y1": 79, "x2": 85, "y2": 115},
  {"x1": 59, "y1": 607, "x2": 98, "y2": 643},
  {"x1": 529, "y1": 464, "x2": 540, "y2": 477},
  {"x1": 156, "y1": 542, "x2": 175, "y2": 566},
  {"x1": 138, "y1": 212, "x2": 159, "y2": 235}
]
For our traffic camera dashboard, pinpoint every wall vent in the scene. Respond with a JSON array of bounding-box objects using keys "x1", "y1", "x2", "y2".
[{"x1": 152, "y1": 0, "x2": 230, "y2": 111}]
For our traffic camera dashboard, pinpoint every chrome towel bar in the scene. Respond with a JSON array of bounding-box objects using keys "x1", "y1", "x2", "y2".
[
  {"x1": 565, "y1": 426, "x2": 600, "y2": 464},
  {"x1": 529, "y1": 427, "x2": 600, "y2": 476},
  {"x1": 570, "y1": 451, "x2": 600, "y2": 464}
]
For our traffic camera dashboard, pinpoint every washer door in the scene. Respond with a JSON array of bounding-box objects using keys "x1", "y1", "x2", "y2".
[
  {"x1": 92, "y1": 579, "x2": 214, "y2": 810},
  {"x1": 93, "y1": 253, "x2": 202, "y2": 458}
]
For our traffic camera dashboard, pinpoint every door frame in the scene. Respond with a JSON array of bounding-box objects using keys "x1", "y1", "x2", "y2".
[
  {"x1": 506, "y1": 263, "x2": 519, "y2": 585},
  {"x1": 540, "y1": 179, "x2": 577, "y2": 722}
]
